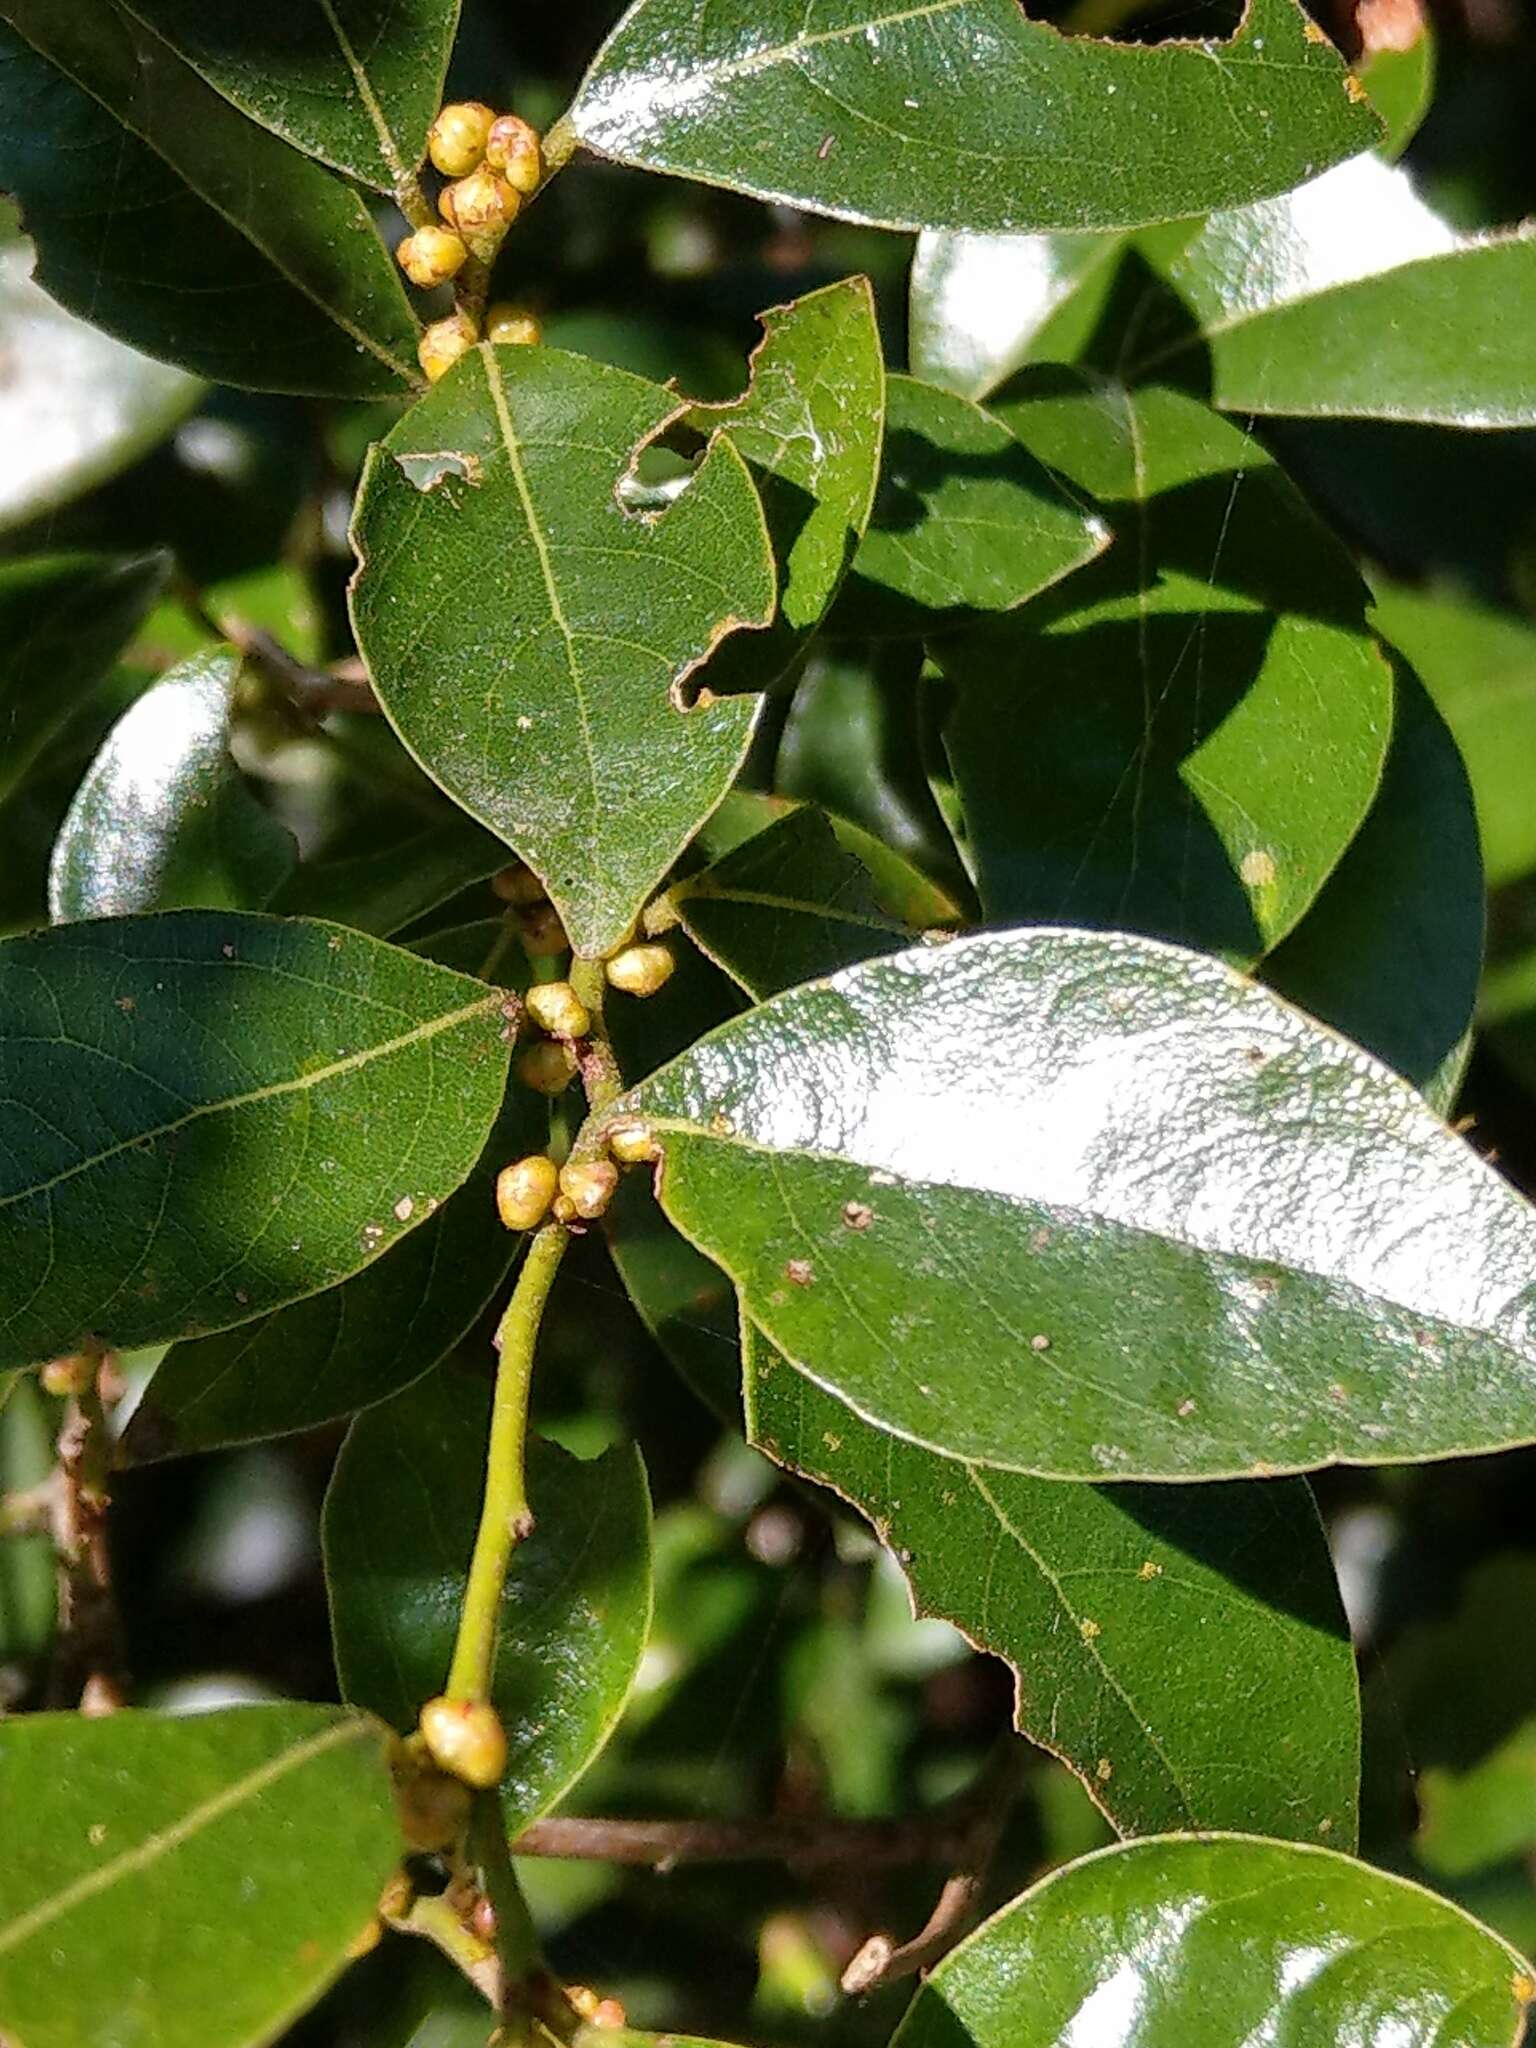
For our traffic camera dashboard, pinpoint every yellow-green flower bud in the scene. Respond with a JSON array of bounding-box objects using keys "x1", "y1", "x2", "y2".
[
  {"x1": 485, "y1": 303, "x2": 542, "y2": 347},
  {"x1": 442, "y1": 166, "x2": 520, "y2": 262},
  {"x1": 607, "y1": 1119, "x2": 661, "y2": 1166},
  {"x1": 517, "y1": 1039, "x2": 578, "y2": 1095},
  {"x1": 490, "y1": 861, "x2": 546, "y2": 906},
  {"x1": 418, "y1": 313, "x2": 477, "y2": 385},
  {"x1": 418, "y1": 1695, "x2": 508, "y2": 1789},
  {"x1": 427, "y1": 100, "x2": 495, "y2": 178},
  {"x1": 484, "y1": 113, "x2": 543, "y2": 195},
  {"x1": 558, "y1": 1159, "x2": 619, "y2": 1221},
  {"x1": 496, "y1": 1154, "x2": 559, "y2": 1232},
  {"x1": 395, "y1": 224, "x2": 468, "y2": 288},
  {"x1": 605, "y1": 942, "x2": 676, "y2": 997},
  {"x1": 40, "y1": 1352, "x2": 97, "y2": 1398},
  {"x1": 526, "y1": 980, "x2": 590, "y2": 1040}
]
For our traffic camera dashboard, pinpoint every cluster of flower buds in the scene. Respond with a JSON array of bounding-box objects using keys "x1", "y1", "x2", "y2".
[{"x1": 399, "y1": 102, "x2": 547, "y2": 382}]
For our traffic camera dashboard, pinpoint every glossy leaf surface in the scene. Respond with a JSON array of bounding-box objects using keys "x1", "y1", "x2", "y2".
[
  {"x1": 351, "y1": 344, "x2": 775, "y2": 956},
  {"x1": 629, "y1": 927, "x2": 1536, "y2": 1479},
  {"x1": 0, "y1": 239, "x2": 199, "y2": 533},
  {"x1": 49, "y1": 650, "x2": 297, "y2": 922},
  {"x1": 951, "y1": 379, "x2": 1390, "y2": 961},
  {"x1": 1140, "y1": 153, "x2": 1536, "y2": 426},
  {"x1": 326, "y1": 1368, "x2": 652, "y2": 1832},
  {"x1": 0, "y1": 912, "x2": 512, "y2": 1370},
  {"x1": 746, "y1": 1325, "x2": 1358, "y2": 1842},
  {"x1": 1264, "y1": 667, "x2": 1481, "y2": 1116},
  {"x1": 892, "y1": 1834, "x2": 1533, "y2": 2048},
  {"x1": 0, "y1": 551, "x2": 168, "y2": 810},
  {"x1": 684, "y1": 279, "x2": 884, "y2": 691},
  {"x1": 678, "y1": 803, "x2": 958, "y2": 1000},
  {"x1": 0, "y1": 1705, "x2": 399, "y2": 2048},
  {"x1": 117, "y1": 0, "x2": 461, "y2": 192},
  {"x1": 564, "y1": 0, "x2": 1376, "y2": 235},
  {"x1": 908, "y1": 229, "x2": 1123, "y2": 401},
  {"x1": 832, "y1": 374, "x2": 1106, "y2": 634},
  {"x1": 0, "y1": 8, "x2": 420, "y2": 396}
]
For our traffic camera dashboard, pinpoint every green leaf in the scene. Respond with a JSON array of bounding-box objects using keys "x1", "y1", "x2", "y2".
[
  {"x1": 0, "y1": 1705, "x2": 400, "y2": 2048},
  {"x1": 892, "y1": 1834, "x2": 1534, "y2": 2048},
  {"x1": 268, "y1": 805, "x2": 506, "y2": 939},
  {"x1": 909, "y1": 230, "x2": 1125, "y2": 402},
  {"x1": 0, "y1": 552, "x2": 169, "y2": 810},
  {"x1": 0, "y1": 238, "x2": 200, "y2": 534},
  {"x1": 1137, "y1": 153, "x2": 1536, "y2": 426},
  {"x1": 776, "y1": 641, "x2": 972, "y2": 911},
  {"x1": 628, "y1": 926, "x2": 1536, "y2": 1481},
  {"x1": 48, "y1": 650, "x2": 297, "y2": 923},
  {"x1": 1369, "y1": 579, "x2": 1536, "y2": 889},
  {"x1": 115, "y1": 0, "x2": 461, "y2": 193},
  {"x1": 1263, "y1": 666, "x2": 1482, "y2": 1117},
  {"x1": 1358, "y1": 12, "x2": 1436, "y2": 158},
  {"x1": 562, "y1": 0, "x2": 1377, "y2": 236},
  {"x1": 605, "y1": 1172, "x2": 744, "y2": 1427},
  {"x1": 677, "y1": 803, "x2": 959, "y2": 1000},
  {"x1": 120, "y1": 1065, "x2": 536, "y2": 1460},
  {"x1": 0, "y1": 7, "x2": 421, "y2": 397},
  {"x1": 0, "y1": 911, "x2": 513, "y2": 1371},
  {"x1": 350, "y1": 344, "x2": 776, "y2": 957},
  {"x1": 325, "y1": 1368, "x2": 653, "y2": 1834},
  {"x1": 949, "y1": 379, "x2": 1391, "y2": 962},
  {"x1": 830, "y1": 374, "x2": 1107, "y2": 635},
  {"x1": 683, "y1": 278, "x2": 885, "y2": 692},
  {"x1": 745, "y1": 1322, "x2": 1358, "y2": 1843}
]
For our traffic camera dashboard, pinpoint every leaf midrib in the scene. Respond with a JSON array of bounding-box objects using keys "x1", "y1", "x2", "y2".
[
  {"x1": 0, "y1": 1717, "x2": 369, "y2": 1955},
  {"x1": 0, "y1": 990, "x2": 500, "y2": 1214}
]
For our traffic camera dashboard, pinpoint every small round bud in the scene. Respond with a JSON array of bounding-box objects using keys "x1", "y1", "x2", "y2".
[
  {"x1": 485, "y1": 303, "x2": 542, "y2": 347},
  {"x1": 428, "y1": 100, "x2": 495, "y2": 178},
  {"x1": 418, "y1": 313, "x2": 477, "y2": 385},
  {"x1": 607, "y1": 1119, "x2": 661, "y2": 1166},
  {"x1": 496, "y1": 1154, "x2": 559, "y2": 1232},
  {"x1": 518, "y1": 901, "x2": 569, "y2": 959},
  {"x1": 442, "y1": 167, "x2": 519, "y2": 262},
  {"x1": 490, "y1": 861, "x2": 546, "y2": 906},
  {"x1": 484, "y1": 113, "x2": 543, "y2": 195},
  {"x1": 526, "y1": 980, "x2": 591, "y2": 1040},
  {"x1": 518, "y1": 1040, "x2": 578, "y2": 1096},
  {"x1": 551, "y1": 1193, "x2": 577, "y2": 1224},
  {"x1": 418, "y1": 1695, "x2": 508, "y2": 1789},
  {"x1": 605, "y1": 942, "x2": 676, "y2": 998},
  {"x1": 40, "y1": 1352, "x2": 97, "y2": 1398},
  {"x1": 396, "y1": 225, "x2": 467, "y2": 288},
  {"x1": 392, "y1": 1755, "x2": 473, "y2": 1852},
  {"x1": 558, "y1": 1159, "x2": 619, "y2": 1221}
]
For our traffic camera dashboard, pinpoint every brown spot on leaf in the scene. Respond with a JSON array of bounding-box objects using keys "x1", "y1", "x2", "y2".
[
  {"x1": 1030, "y1": 1333, "x2": 1051, "y2": 1353},
  {"x1": 785, "y1": 1259, "x2": 814, "y2": 1287},
  {"x1": 842, "y1": 1200, "x2": 874, "y2": 1231}
]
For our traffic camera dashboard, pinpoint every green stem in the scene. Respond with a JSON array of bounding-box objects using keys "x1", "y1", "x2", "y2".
[
  {"x1": 471, "y1": 1792, "x2": 545, "y2": 2042},
  {"x1": 445, "y1": 1221, "x2": 569, "y2": 1704},
  {"x1": 569, "y1": 957, "x2": 622, "y2": 1118}
]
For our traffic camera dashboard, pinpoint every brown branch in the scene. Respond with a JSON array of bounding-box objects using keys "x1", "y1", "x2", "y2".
[
  {"x1": 172, "y1": 575, "x2": 382, "y2": 718},
  {"x1": 46, "y1": 1372, "x2": 127, "y2": 1711},
  {"x1": 510, "y1": 1778, "x2": 1002, "y2": 1875},
  {"x1": 840, "y1": 1741, "x2": 1026, "y2": 1996}
]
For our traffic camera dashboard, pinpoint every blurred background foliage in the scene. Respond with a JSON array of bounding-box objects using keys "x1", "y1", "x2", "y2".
[{"x1": 5, "y1": 0, "x2": 1536, "y2": 2040}]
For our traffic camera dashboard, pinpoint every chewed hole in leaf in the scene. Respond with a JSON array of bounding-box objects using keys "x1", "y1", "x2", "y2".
[
  {"x1": 615, "y1": 416, "x2": 707, "y2": 518},
  {"x1": 395, "y1": 450, "x2": 482, "y2": 494}
]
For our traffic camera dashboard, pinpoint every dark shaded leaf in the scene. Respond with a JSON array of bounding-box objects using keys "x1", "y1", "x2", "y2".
[
  {"x1": 746, "y1": 1322, "x2": 1358, "y2": 1843},
  {"x1": 0, "y1": 7, "x2": 420, "y2": 396},
  {"x1": 325, "y1": 1368, "x2": 652, "y2": 1833},
  {"x1": 0, "y1": 912, "x2": 513, "y2": 1370}
]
